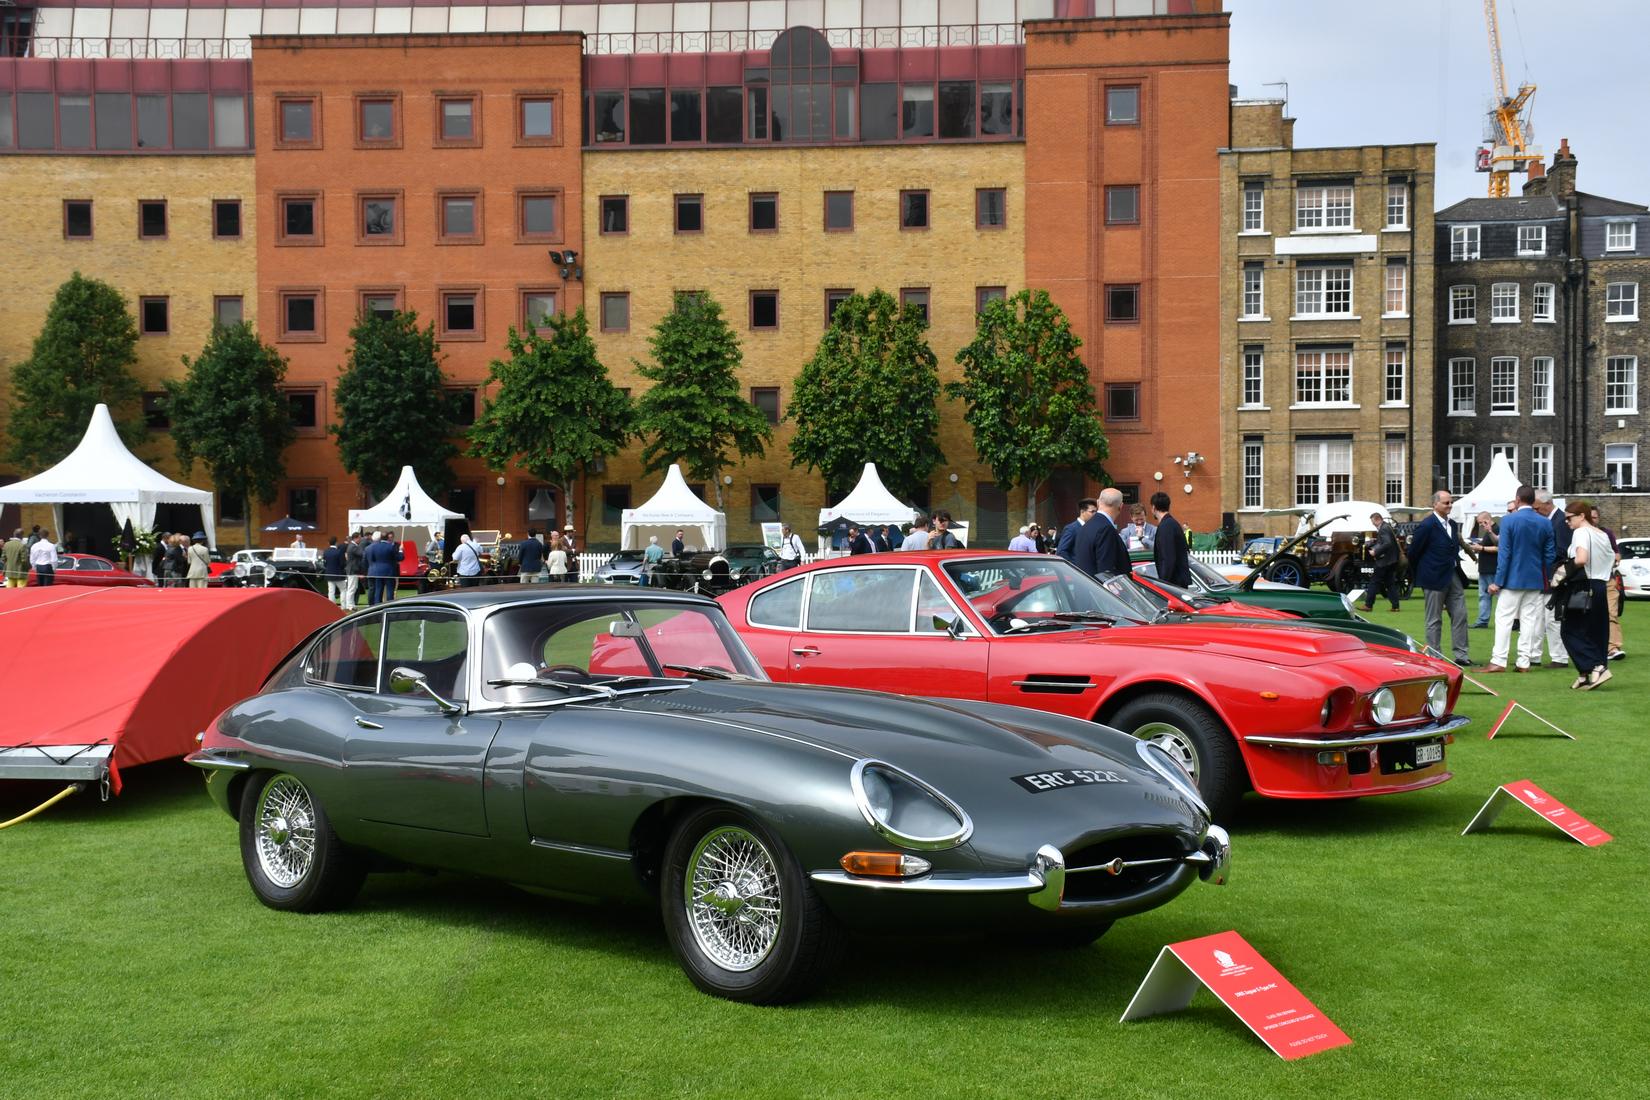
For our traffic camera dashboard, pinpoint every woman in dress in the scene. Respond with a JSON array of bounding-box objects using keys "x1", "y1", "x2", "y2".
[{"x1": 1561, "y1": 501, "x2": 1614, "y2": 690}]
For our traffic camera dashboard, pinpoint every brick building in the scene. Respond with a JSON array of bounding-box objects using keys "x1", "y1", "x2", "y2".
[{"x1": 1218, "y1": 99, "x2": 1435, "y2": 538}]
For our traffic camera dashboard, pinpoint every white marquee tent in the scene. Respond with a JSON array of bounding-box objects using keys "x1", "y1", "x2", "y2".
[
  {"x1": 621, "y1": 464, "x2": 726, "y2": 550},
  {"x1": 1450, "y1": 452, "x2": 1525, "y2": 520},
  {"x1": 0, "y1": 403, "x2": 217, "y2": 546},
  {"x1": 347, "y1": 465, "x2": 465, "y2": 537},
  {"x1": 819, "y1": 463, "x2": 919, "y2": 527}
]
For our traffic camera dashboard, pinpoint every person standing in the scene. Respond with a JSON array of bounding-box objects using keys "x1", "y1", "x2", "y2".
[
  {"x1": 1359, "y1": 511, "x2": 1402, "y2": 613},
  {"x1": 1406, "y1": 490, "x2": 1473, "y2": 664},
  {"x1": 1470, "y1": 511, "x2": 1499, "y2": 628},
  {"x1": 641, "y1": 535, "x2": 665, "y2": 584},
  {"x1": 290, "y1": 532, "x2": 308, "y2": 551},
  {"x1": 1008, "y1": 525, "x2": 1038, "y2": 552},
  {"x1": 869, "y1": 525, "x2": 890, "y2": 553},
  {"x1": 930, "y1": 511, "x2": 962, "y2": 550},
  {"x1": 1149, "y1": 492, "x2": 1191, "y2": 587},
  {"x1": 1559, "y1": 502, "x2": 1613, "y2": 689},
  {"x1": 450, "y1": 533, "x2": 482, "y2": 588},
  {"x1": 1057, "y1": 500, "x2": 1097, "y2": 563},
  {"x1": 1589, "y1": 505, "x2": 1625, "y2": 661},
  {"x1": 342, "y1": 532, "x2": 365, "y2": 610},
  {"x1": 548, "y1": 538, "x2": 570, "y2": 583},
  {"x1": 29, "y1": 529, "x2": 58, "y2": 586},
  {"x1": 1532, "y1": 490, "x2": 1571, "y2": 669},
  {"x1": 366, "y1": 530, "x2": 404, "y2": 604},
  {"x1": 1480, "y1": 485, "x2": 1555, "y2": 674},
  {"x1": 516, "y1": 529, "x2": 545, "y2": 584},
  {"x1": 777, "y1": 523, "x2": 807, "y2": 567},
  {"x1": 2, "y1": 530, "x2": 27, "y2": 588},
  {"x1": 185, "y1": 534, "x2": 212, "y2": 588},
  {"x1": 848, "y1": 525, "x2": 873, "y2": 556},
  {"x1": 1119, "y1": 505, "x2": 1156, "y2": 551},
  {"x1": 1076, "y1": 488, "x2": 1129, "y2": 579},
  {"x1": 900, "y1": 517, "x2": 931, "y2": 551},
  {"x1": 163, "y1": 534, "x2": 187, "y2": 588},
  {"x1": 671, "y1": 529, "x2": 686, "y2": 558},
  {"x1": 322, "y1": 537, "x2": 347, "y2": 603}
]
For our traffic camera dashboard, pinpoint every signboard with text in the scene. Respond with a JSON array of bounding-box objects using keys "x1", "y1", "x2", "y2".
[{"x1": 1461, "y1": 779, "x2": 1612, "y2": 845}]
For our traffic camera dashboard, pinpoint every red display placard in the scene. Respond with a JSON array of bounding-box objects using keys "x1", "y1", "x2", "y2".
[
  {"x1": 1462, "y1": 779, "x2": 1612, "y2": 845},
  {"x1": 1485, "y1": 700, "x2": 1576, "y2": 740},
  {"x1": 1120, "y1": 930, "x2": 1352, "y2": 1061}
]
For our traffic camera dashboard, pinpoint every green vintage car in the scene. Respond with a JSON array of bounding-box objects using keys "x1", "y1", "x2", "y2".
[{"x1": 1121, "y1": 569, "x2": 1419, "y2": 653}]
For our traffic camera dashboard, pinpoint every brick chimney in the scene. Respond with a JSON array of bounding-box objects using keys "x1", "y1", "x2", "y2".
[
  {"x1": 1548, "y1": 138, "x2": 1578, "y2": 198},
  {"x1": 1522, "y1": 155, "x2": 1548, "y2": 196}
]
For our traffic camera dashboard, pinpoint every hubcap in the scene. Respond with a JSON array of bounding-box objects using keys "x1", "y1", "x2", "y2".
[
  {"x1": 684, "y1": 825, "x2": 782, "y2": 972},
  {"x1": 1134, "y1": 722, "x2": 1200, "y2": 783},
  {"x1": 255, "y1": 776, "x2": 316, "y2": 889}
]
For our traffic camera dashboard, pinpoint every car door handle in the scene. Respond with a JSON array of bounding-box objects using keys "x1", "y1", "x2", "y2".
[
  {"x1": 791, "y1": 646, "x2": 821, "y2": 657},
  {"x1": 353, "y1": 716, "x2": 384, "y2": 730}
]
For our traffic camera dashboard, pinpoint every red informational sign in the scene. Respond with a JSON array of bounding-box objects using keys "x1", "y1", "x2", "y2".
[
  {"x1": 1462, "y1": 779, "x2": 1612, "y2": 846},
  {"x1": 1120, "y1": 930, "x2": 1352, "y2": 1061},
  {"x1": 1485, "y1": 700, "x2": 1575, "y2": 740}
]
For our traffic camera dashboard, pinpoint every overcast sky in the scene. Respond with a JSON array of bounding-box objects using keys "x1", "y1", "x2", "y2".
[{"x1": 1227, "y1": 0, "x2": 1649, "y2": 209}]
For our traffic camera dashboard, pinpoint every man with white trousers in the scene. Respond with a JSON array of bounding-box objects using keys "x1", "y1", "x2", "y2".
[
  {"x1": 1479, "y1": 485, "x2": 1555, "y2": 674},
  {"x1": 1532, "y1": 490, "x2": 1571, "y2": 668}
]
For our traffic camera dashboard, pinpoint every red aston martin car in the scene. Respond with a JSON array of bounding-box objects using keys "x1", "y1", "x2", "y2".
[
  {"x1": 718, "y1": 551, "x2": 1466, "y2": 818},
  {"x1": 29, "y1": 553, "x2": 156, "y2": 588}
]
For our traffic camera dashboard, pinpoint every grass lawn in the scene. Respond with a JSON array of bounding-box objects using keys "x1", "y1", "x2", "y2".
[{"x1": 2, "y1": 596, "x2": 1645, "y2": 1098}]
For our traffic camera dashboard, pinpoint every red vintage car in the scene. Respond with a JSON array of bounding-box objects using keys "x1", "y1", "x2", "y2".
[
  {"x1": 718, "y1": 551, "x2": 1466, "y2": 819},
  {"x1": 29, "y1": 553, "x2": 156, "y2": 588}
]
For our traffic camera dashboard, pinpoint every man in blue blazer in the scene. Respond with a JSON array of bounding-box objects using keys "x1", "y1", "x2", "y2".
[
  {"x1": 1076, "y1": 488, "x2": 1130, "y2": 579},
  {"x1": 1056, "y1": 499, "x2": 1097, "y2": 563},
  {"x1": 1479, "y1": 485, "x2": 1556, "y2": 673},
  {"x1": 1406, "y1": 490, "x2": 1474, "y2": 664}
]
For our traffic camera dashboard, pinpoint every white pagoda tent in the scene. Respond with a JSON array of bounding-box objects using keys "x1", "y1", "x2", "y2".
[
  {"x1": 819, "y1": 463, "x2": 919, "y2": 528},
  {"x1": 0, "y1": 403, "x2": 217, "y2": 546},
  {"x1": 621, "y1": 464, "x2": 726, "y2": 551},
  {"x1": 347, "y1": 465, "x2": 465, "y2": 537},
  {"x1": 1450, "y1": 452, "x2": 1525, "y2": 520}
]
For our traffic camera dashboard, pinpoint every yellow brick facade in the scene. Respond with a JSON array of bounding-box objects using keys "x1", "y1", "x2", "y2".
[{"x1": 582, "y1": 143, "x2": 1026, "y2": 547}]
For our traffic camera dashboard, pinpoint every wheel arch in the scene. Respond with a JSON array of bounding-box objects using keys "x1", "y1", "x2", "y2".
[
  {"x1": 1093, "y1": 678, "x2": 1233, "y2": 734},
  {"x1": 628, "y1": 795, "x2": 744, "y2": 899}
]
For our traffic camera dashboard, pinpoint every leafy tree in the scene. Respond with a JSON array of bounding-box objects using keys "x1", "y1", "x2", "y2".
[
  {"x1": 164, "y1": 322, "x2": 297, "y2": 548},
  {"x1": 468, "y1": 309, "x2": 634, "y2": 535},
  {"x1": 4, "y1": 272, "x2": 145, "y2": 469},
  {"x1": 331, "y1": 310, "x2": 458, "y2": 499},
  {"x1": 949, "y1": 289, "x2": 1109, "y2": 525},
  {"x1": 787, "y1": 289, "x2": 944, "y2": 500},
  {"x1": 633, "y1": 293, "x2": 771, "y2": 508}
]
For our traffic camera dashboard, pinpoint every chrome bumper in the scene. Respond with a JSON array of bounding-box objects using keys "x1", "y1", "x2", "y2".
[
  {"x1": 184, "y1": 748, "x2": 252, "y2": 771},
  {"x1": 1243, "y1": 714, "x2": 1470, "y2": 750}
]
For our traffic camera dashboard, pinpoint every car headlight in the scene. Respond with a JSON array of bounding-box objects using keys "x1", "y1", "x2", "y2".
[
  {"x1": 1320, "y1": 697, "x2": 1335, "y2": 726},
  {"x1": 1370, "y1": 687, "x2": 1396, "y2": 725},
  {"x1": 1135, "y1": 739, "x2": 1209, "y2": 818},
  {"x1": 1426, "y1": 680, "x2": 1449, "y2": 719},
  {"x1": 850, "y1": 760, "x2": 971, "y2": 851}
]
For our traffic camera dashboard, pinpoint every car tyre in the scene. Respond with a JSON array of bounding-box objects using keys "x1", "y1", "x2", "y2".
[
  {"x1": 1265, "y1": 557, "x2": 1305, "y2": 588},
  {"x1": 1110, "y1": 693, "x2": 1244, "y2": 821},
  {"x1": 239, "y1": 771, "x2": 364, "y2": 912},
  {"x1": 661, "y1": 806, "x2": 842, "y2": 1004}
]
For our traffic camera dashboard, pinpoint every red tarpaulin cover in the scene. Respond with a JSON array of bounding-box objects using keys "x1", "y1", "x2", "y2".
[{"x1": 0, "y1": 587, "x2": 341, "y2": 792}]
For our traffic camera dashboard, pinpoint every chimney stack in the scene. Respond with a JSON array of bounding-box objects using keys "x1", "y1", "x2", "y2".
[
  {"x1": 1522, "y1": 155, "x2": 1548, "y2": 196},
  {"x1": 1548, "y1": 138, "x2": 1578, "y2": 199}
]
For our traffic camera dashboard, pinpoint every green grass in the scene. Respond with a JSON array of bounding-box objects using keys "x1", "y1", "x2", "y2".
[{"x1": 2, "y1": 598, "x2": 1645, "y2": 1098}]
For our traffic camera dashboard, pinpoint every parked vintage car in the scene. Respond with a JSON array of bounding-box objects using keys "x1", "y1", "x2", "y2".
[
  {"x1": 28, "y1": 552, "x2": 155, "y2": 587},
  {"x1": 1616, "y1": 538, "x2": 1649, "y2": 599},
  {"x1": 720, "y1": 552, "x2": 1467, "y2": 819},
  {"x1": 1124, "y1": 569, "x2": 1419, "y2": 652},
  {"x1": 1131, "y1": 550, "x2": 1366, "y2": 621},
  {"x1": 187, "y1": 587, "x2": 1229, "y2": 1004}
]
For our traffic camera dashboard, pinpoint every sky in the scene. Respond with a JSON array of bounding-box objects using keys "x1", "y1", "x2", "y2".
[{"x1": 1227, "y1": 0, "x2": 1650, "y2": 208}]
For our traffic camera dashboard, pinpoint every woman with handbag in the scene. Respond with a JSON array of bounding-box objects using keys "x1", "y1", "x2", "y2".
[{"x1": 1561, "y1": 502, "x2": 1614, "y2": 690}]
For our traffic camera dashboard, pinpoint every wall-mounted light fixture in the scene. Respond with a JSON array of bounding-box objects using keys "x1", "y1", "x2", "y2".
[{"x1": 548, "y1": 249, "x2": 582, "y2": 281}]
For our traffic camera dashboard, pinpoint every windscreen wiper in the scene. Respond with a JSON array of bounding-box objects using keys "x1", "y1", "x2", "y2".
[
  {"x1": 486, "y1": 677, "x2": 619, "y2": 700},
  {"x1": 662, "y1": 664, "x2": 752, "y2": 681}
]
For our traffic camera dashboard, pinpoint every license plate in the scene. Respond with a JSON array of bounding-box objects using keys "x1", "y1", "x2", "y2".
[{"x1": 1414, "y1": 741, "x2": 1444, "y2": 766}]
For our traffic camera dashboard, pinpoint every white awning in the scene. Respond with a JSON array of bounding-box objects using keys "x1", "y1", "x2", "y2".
[{"x1": 620, "y1": 464, "x2": 726, "y2": 551}]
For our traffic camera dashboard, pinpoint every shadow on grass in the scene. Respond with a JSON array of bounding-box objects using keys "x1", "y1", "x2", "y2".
[
  {"x1": 0, "y1": 759, "x2": 207, "y2": 822},
  {"x1": 1225, "y1": 784, "x2": 1466, "y2": 839}
]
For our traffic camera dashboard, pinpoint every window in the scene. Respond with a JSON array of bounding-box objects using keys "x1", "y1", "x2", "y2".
[
  {"x1": 1606, "y1": 282, "x2": 1639, "y2": 321},
  {"x1": 63, "y1": 200, "x2": 92, "y2": 239},
  {"x1": 446, "y1": 389, "x2": 478, "y2": 428},
  {"x1": 1530, "y1": 444, "x2": 1553, "y2": 492},
  {"x1": 671, "y1": 89, "x2": 702, "y2": 142},
  {"x1": 750, "y1": 485, "x2": 782, "y2": 524},
  {"x1": 441, "y1": 291, "x2": 480, "y2": 338},
  {"x1": 278, "y1": 97, "x2": 316, "y2": 145},
  {"x1": 1294, "y1": 439, "x2": 1352, "y2": 506},
  {"x1": 593, "y1": 90, "x2": 625, "y2": 143},
  {"x1": 357, "y1": 97, "x2": 396, "y2": 144},
  {"x1": 674, "y1": 194, "x2": 703, "y2": 234},
  {"x1": 213, "y1": 200, "x2": 241, "y2": 240},
  {"x1": 1531, "y1": 357, "x2": 1554, "y2": 415},
  {"x1": 1384, "y1": 260, "x2": 1407, "y2": 315},
  {"x1": 980, "y1": 81, "x2": 1014, "y2": 136},
  {"x1": 1605, "y1": 222, "x2": 1636, "y2": 252},
  {"x1": 1294, "y1": 265, "x2": 1352, "y2": 316},
  {"x1": 1105, "y1": 284, "x2": 1140, "y2": 323},
  {"x1": 1241, "y1": 181, "x2": 1264, "y2": 232},
  {"x1": 1293, "y1": 349, "x2": 1352, "y2": 406},
  {"x1": 900, "y1": 288, "x2": 929, "y2": 326},
  {"x1": 975, "y1": 286, "x2": 1006, "y2": 314},
  {"x1": 1490, "y1": 356, "x2": 1518, "y2": 414},
  {"x1": 1105, "y1": 383, "x2": 1140, "y2": 422},
  {"x1": 1449, "y1": 285, "x2": 1476, "y2": 323},
  {"x1": 1384, "y1": 344, "x2": 1407, "y2": 405},
  {"x1": 439, "y1": 193, "x2": 479, "y2": 241},
  {"x1": 1241, "y1": 263, "x2": 1264, "y2": 318},
  {"x1": 1449, "y1": 358, "x2": 1476, "y2": 415},
  {"x1": 519, "y1": 95, "x2": 556, "y2": 141},
  {"x1": 359, "y1": 194, "x2": 399, "y2": 243},
  {"x1": 437, "y1": 96, "x2": 476, "y2": 143},
  {"x1": 825, "y1": 289, "x2": 853, "y2": 324},
  {"x1": 1295, "y1": 184, "x2": 1353, "y2": 230},
  {"x1": 976, "y1": 188, "x2": 1006, "y2": 229},
  {"x1": 361, "y1": 291, "x2": 399, "y2": 321},
  {"x1": 521, "y1": 291, "x2": 557, "y2": 332},
  {"x1": 1606, "y1": 444, "x2": 1638, "y2": 488},
  {"x1": 1240, "y1": 347, "x2": 1264, "y2": 407},
  {"x1": 1105, "y1": 85, "x2": 1139, "y2": 125},
  {"x1": 1450, "y1": 224, "x2": 1480, "y2": 260},
  {"x1": 138, "y1": 200, "x2": 167, "y2": 239},
  {"x1": 1606, "y1": 356, "x2": 1638, "y2": 414},
  {"x1": 750, "y1": 291, "x2": 779, "y2": 330},
  {"x1": 1105, "y1": 185, "x2": 1140, "y2": 225},
  {"x1": 280, "y1": 195, "x2": 318, "y2": 243},
  {"x1": 1448, "y1": 445, "x2": 1475, "y2": 497},
  {"x1": 288, "y1": 487, "x2": 320, "y2": 525},
  {"x1": 281, "y1": 292, "x2": 320, "y2": 338},
  {"x1": 600, "y1": 195, "x2": 628, "y2": 235},
  {"x1": 139, "y1": 297, "x2": 169, "y2": 335},
  {"x1": 214, "y1": 296, "x2": 243, "y2": 326},
  {"x1": 1533, "y1": 282, "x2": 1555, "y2": 322},
  {"x1": 1242, "y1": 438, "x2": 1264, "y2": 509},
  {"x1": 806, "y1": 568, "x2": 917, "y2": 632},
  {"x1": 901, "y1": 84, "x2": 933, "y2": 138},
  {"x1": 1490, "y1": 444, "x2": 1517, "y2": 476},
  {"x1": 142, "y1": 392, "x2": 170, "y2": 432},
  {"x1": 600, "y1": 293, "x2": 629, "y2": 333},
  {"x1": 938, "y1": 81, "x2": 974, "y2": 139},
  {"x1": 602, "y1": 485, "x2": 631, "y2": 525},
  {"x1": 136, "y1": 95, "x2": 166, "y2": 148},
  {"x1": 285, "y1": 389, "x2": 319, "y2": 430},
  {"x1": 1517, "y1": 225, "x2": 1546, "y2": 256},
  {"x1": 860, "y1": 83, "x2": 895, "y2": 141},
  {"x1": 751, "y1": 387, "x2": 781, "y2": 425},
  {"x1": 518, "y1": 192, "x2": 560, "y2": 240},
  {"x1": 1491, "y1": 282, "x2": 1519, "y2": 322},
  {"x1": 1385, "y1": 181, "x2": 1408, "y2": 228},
  {"x1": 749, "y1": 193, "x2": 777, "y2": 232},
  {"x1": 824, "y1": 191, "x2": 853, "y2": 231},
  {"x1": 900, "y1": 190, "x2": 929, "y2": 230},
  {"x1": 1384, "y1": 437, "x2": 1406, "y2": 505}
]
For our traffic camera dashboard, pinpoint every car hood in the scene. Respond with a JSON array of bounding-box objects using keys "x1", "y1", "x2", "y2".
[{"x1": 1040, "y1": 619, "x2": 1368, "y2": 666}]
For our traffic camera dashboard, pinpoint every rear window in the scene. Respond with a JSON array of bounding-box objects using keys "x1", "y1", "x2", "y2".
[{"x1": 748, "y1": 579, "x2": 802, "y2": 629}]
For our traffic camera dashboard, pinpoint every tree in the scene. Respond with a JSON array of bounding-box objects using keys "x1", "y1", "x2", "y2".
[
  {"x1": 5, "y1": 272, "x2": 145, "y2": 469},
  {"x1": 633, "y1": 293, "x2": 771, "y2": 508},
  {"x1": 165, "y1": 322, "x2": 297, "y2": 548},
  {"x1": 467, "y1": 309, "x2": 634, "y2": 536},
  {"x1": 787, "y1": 290, "x2": 944, "y2": 500},
  {"x1": 949, "y1": 289, "x2": 1109, "y2": 525},
  {"x1": 331, "y1": 310, "x2": 458, "y2": 500}
]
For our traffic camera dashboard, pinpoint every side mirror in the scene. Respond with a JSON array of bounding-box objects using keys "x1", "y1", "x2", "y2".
[
  {"x1": 388, "y1": 666, "x2": 462, "y2": 715},
  {"x1": 932, "y1": 615, "x2": 966, "y2": 639}
]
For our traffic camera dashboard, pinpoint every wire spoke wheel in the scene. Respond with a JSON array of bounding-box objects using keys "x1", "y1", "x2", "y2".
[
  {"x1": 1133, "y1": 721, "x2": 1201, "y2": 783},
  {"x1": 254, "y1": 776, "x2": 317, "y2": 889},
  {"x1": 684, "y1": 825, "x2": 783, "y2": 972}
]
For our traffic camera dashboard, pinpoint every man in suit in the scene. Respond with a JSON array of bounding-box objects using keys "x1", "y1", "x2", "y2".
[
  {"x1": 1360, "y1": 511, "x2": 1402, "y2": 613},
  {"x1": 1479, "y1": 484, "x2": 1556, "y2": 673},
  {"x1": 848, "y1": 525, "x2": 873, "y2": 555},
  {"x1": 1533, "y1": 490, "x2": 1571, "y2": 668},
  {"x1": 869, "y1": 525, "x2": 890, "y2": 553},
  {"x1": 1076, "y1": 488, "x2": 1129, "y2": 579},
  {"x1": 1057, "y1": 499, "x2": 1097, "y2": 563},
  {"x1": 671, "y1": 529, "x2": 686, "y2": 558},
  {"x1": 1407, "y1": 490, "x2": 1474, "y2": 664},
  {"x1": 1149, "y1": 492, "x2": 1191, "y2": 587},
  {"x1": 365, "y1": 530, "x2": 403, "y2": 605},
  {"x1": 321, "y1": 537, "x2": 347, "y2": 606}
]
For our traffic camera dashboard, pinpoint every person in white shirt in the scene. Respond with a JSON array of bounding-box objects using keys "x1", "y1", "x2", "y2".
[
  {"x1": 901, "y1": 518, "x2": 932, "y2": 551},
  {"x1": 28, "y1": 530, "x2": 59, "y2": 585},
  {"x1": 291, "y1": 534, "x2": 307, "y2": 550},
  {"x1": 776, "y1": 524, "x2": 806, "y2": 568},
  {"x1": 1008, "y1": 525, "x2": 1038, "y2": 552},
  {"x1": 1561, "y1": 502, "x2": 1615, "y2": 690},
  {"x1": 453, "y1": 534, "x2": 483, "y2": 587}
]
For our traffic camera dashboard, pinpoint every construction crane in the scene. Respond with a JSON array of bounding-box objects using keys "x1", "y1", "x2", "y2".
[{"x1": 1477, "y1": 0, "x2": 1541, "y2": 197}]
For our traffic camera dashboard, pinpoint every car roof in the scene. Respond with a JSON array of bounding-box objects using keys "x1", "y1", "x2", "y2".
[
  {"x1": 774, "y1": 550, "x2": 1058, "y2": 577},
  {"x1": 368, "y1": 584, "x2": 720, "y2": 610}
]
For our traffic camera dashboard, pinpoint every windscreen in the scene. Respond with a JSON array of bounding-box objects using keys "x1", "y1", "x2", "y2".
[{"x1": 942, "y1": 557, "x2": 1149, "y2": 636}]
